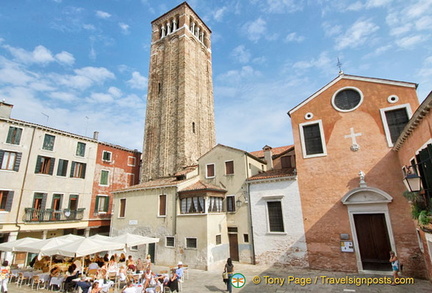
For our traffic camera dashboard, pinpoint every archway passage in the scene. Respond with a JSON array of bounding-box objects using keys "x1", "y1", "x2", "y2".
[{"x1": 354, "y1": 213, "x2": 392, "y2": 271}]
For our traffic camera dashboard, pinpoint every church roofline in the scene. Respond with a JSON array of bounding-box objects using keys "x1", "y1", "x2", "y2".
[
  {"x1": 287, "y1": 73, "x2": 418, "y2": 117},
  {"x1": 393, "y1": 90, "x2": 432, "y2": 151},
  {"x1": 200, "y1": 143, "x2": 266, "y2": 164},
  {"x1": 151, "y1": 1, "x2": 212, "y2": 33}
]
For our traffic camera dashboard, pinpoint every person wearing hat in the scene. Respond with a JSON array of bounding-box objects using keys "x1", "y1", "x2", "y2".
[{"x1": 175, "y1": 261, "x2": 184, "y2": 280}]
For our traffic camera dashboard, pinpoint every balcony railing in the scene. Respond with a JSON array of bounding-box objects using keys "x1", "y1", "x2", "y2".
[{"x1": 23, "y1": 208, "x2": 85, "y2": 222}]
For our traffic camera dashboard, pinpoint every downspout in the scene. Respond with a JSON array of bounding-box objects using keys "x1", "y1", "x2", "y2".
[
  {"x1": 246, "y1": 181, "x2": 256, "y2": 265},
  {"x1": 15, "y1": 126, "x2": 37, "y2": 237}
]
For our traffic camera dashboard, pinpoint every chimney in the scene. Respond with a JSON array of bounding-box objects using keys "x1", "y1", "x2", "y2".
[
  {"x1": 0, "y1": 101, "x2": 13, "y2": 119},
  {"x1": 93, "y1": 131, "x2": 99, "y2": 140},
  {"x1": 263, "y1": 145, "x2": 273, "y2": 170}
]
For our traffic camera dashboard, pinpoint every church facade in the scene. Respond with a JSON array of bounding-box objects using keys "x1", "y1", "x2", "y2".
[{"x1": 288, "y1": 74, "x2": 425, "y2": 277}]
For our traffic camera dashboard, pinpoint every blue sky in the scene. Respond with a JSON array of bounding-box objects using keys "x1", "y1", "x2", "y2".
[{"x1": 1, "y1": 0, "x2": 431, "y2": 152}]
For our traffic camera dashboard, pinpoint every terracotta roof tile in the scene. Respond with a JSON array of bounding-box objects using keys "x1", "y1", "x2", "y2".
[
  {"x1": 250, "y1": 145, "x2": 294, "y2": 159},
  {"x1": 179, "y1": 181, "x2": 226, "y2": 192},
  {"x1": 248, "y1": 168, "x2": 296, "y2": 181}
]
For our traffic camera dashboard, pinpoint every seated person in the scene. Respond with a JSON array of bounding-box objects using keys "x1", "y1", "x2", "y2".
[
  {"x1": 76, "y1": 276, "x2": 92, "y2": 293},
  {"x1": 50, "y1": 266, "x2": 61, "y2": 278},
  {"x1": 63, "y1": 264, "x2": 80, "y2": 292},
  {"x1": 135, "y1": 258, "x2": 145, "y2": 273},
  {"x1": 122, "y1": 281, "x2": 136, "y2": 293},
  {"x1": 126, "y1": 255, "x2": 136, "y2": 271},
  {"x1": 90, "y1": 282, "x2": 101, "y2": 293}
]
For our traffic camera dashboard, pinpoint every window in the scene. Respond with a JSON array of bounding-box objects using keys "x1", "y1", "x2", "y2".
[
  {"x1": 206, "y1": 164, "x2": 215, "y2": 178},
  {"x1": 35, "y1": 155, "x2": 55, "y2": 175},
  {"x1": 381, "y1": 106, "x2": 410, "y2": 146},
  {"x1": 267, "y1": 201, "x2": 284, "y2": 232},
  {"x1": 227, "y1": 227, "x2": 238, "y2": 233},
  {"x1": 166, "y1": 236, "x2": 175, "y2": 247},
  {"x1": 0, "y1": 190, "x2": 14, "y2": 211},
  {"x1": 159, "y1": 194, "x2": 166, "y2": 216},
  {"x1": 43, "y1": 134, "x2": 55, "y2": 151},
  {"x1": 300, "y1": 120, "x2": 326, "y2": 157},
  {"x1": 70, "y1": 161, "x2": 86, "y2": 178},
  {"x1": 102, "y1": 151, "x2": 112, "y2": 162},
  {"x1": 281, "y1": 156, "x2": 292, "y2": 168},
  {"x1": 76, "y1": 142, "x2": 86, "y2": 157},
  {"x1": 33, "y1": 193, "x2": 47, "y2": 210},
  {"x1": 208, "y1": 197, "x2": 223, "y2": 212},
  {"x1": 119, "y1": 198, "x2": 126, "y2": 217},
  {"x1": 0, "y1": 150, "x2": 22, "y2": 171},
  {"x1": 127, "y1": 156, "x2": 136, "y2": 166},
  {"x1": 127, "y1": 173, "x2": 135, "y2": 186},
  {"x1": 332, "y1": 87, "x2": 363, "y2": 112},
  {"x1": 6, "y1": 126, "x2": 22, "y2": 145},
  {"x1": 69, "y1": 194, "x2": 78, "y2": 210},
  {"x1": 226, "y1": 196, "x2": 235, "y2": 212},
  {"x1": 95, "y1": 195, "x2": 109, "y2": 213},
  {"x1": 180, "y1": 197, "x2": 205, "y2": 214},
  {"x1": 186, "y1": 237, "x2": 197, "y2": 249},
  {"x1": 100, "y1": 170, "x2": 109, "y2": 186},
  {"x1": 57, "y1": 159, "x2": 68, "y2": 176},
  {"x1": 225, "y1": 161, "x2": 234, "y2": 175},
  {"x1": 216, "y1": 235, "x2": 221, "y2": 245},
  {"x1": 51, "y1": 194, "x2": 63, "y2": 210},
  {"x1": 243, "y1": 234, "x2": 249, "y2": 243}
]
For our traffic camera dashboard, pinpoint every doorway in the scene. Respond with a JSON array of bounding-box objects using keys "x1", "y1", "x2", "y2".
[
  {"x1": 228, "y1": 234, "x2": 239, "y2": 261},
  {"x1": 354, "y1": 213, "x2": 392, "y2": 271}
]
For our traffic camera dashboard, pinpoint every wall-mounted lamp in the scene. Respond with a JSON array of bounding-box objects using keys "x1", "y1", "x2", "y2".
[
  {"x1": 236, "y1": 198, "x2": 242, "y2": 208},
  {"x1": 403, "y1": 165, "x2": 422, "y2": 193}
]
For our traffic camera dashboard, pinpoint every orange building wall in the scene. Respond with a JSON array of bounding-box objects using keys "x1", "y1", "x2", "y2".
[
  {"x1": 291, "y1": 77, "x2": 424, "y2": 276},
  {"x1": 90, "y1": 144, "x2": 141, "y2": 229}
]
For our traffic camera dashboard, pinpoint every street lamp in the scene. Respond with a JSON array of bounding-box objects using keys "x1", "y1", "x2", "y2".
[{"x1": 403, "y1": 167, "x2": 422, "y2": 193}]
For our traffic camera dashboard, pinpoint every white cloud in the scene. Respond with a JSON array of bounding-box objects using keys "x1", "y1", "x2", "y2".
[
  {"x1": 218, "y1": 66, "x2": 262, "y2": 85},
  {"x1": 127, "y1": 71, "x2": 148, "y2": 90},
  {"x1": 0, "y1": 57, "x2": 35, "y2": 85},
  {"x1": 285, "y1": 32, "x2": 304, "y2": 43},
  {"x1": 242, "y1": 18, "x2": 267, "y2": 42},
  {"x1": 4, "y1": 45, "x2": 55, "y2": 64},
  {"x1": 335, "y1": 19, "x2": 379, "y2": 50},
  {"x1": 119, "y1": 23, "x2": 130, "y2": 34},
  {"x1": 395, "y1": 35, "x2": 424, "y2": 49},
  {"x1": 88, "y1": 92, "x2": 114, "y2": 103},
  {"x1": 213, "y1": 7, "x2": 227, "y2": 22},
  {"x1": 83, "y1": 24, "x2": 96, "y2": 31},
  {"x1": 264, "y1": 0, "x2": 303, "y2": 13},
  {"x1": 416, "y1": 16, "x2": 432, "y2": 31},
  {"x1": 108, "y1": 86, "x2": 122, "y2": 98},
  {"x1": 55, "y1": 51, "x2": 75, "y2": 65},
  {"x1": 292, "y1": 52, "x2": 332, "y2": 71},
  {"x1": 49, "y1": 91, "x2": 76, "y2": 102},
  {"x1": 322, "y1": 22, "x2": 342, "y2": 37},
  {"x1": 366, "y1": 0, "x2": 392, "y2": 8},
  {"x1": 53, "y1": 67, "x2": 115, "y2": 89},
  {"x1": 96, "y1": 10, "x2": 111, "y2": 19},
  {"x1": 231, "y1": 45, "x2": 251, "y2": 64}
]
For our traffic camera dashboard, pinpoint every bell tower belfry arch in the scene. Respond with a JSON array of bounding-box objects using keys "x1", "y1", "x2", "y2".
[{"x1": 141, "y1": 2, "x2": 216, "y2": 182}]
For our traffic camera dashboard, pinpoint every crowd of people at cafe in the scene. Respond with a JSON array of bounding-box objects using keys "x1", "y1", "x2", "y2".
[{"x1": 23, "y1": 253, "x2": 185, "y2": 293}]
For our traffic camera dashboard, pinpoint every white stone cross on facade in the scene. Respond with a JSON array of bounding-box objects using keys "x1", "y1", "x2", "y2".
[{"x1": 344, "y1": 127, "x2": 362, "y2": 151}]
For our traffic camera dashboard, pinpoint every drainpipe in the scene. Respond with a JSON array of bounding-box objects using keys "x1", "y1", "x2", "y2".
[
  {"x1": 246, "y1": 181, "x2": 256, "y2": 265},
  {"x1": 15, "y1": 126, "x2": 37, "y2": 239}
]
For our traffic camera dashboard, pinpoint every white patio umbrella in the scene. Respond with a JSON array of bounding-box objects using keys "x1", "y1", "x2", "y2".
[
  {"x1": 18, "y1": 234, "x2": 85, "y2": 254},
  {"x1": 112, "y1": 233, "x2": 159, "y2": 248},
  {"x1": 89, "y1": 234, "x2": 111, "y2": 241},
  {"x1": 41, "y1": 237, "x2": 125, "y2": 257},
  {"x1": 0, "y1": 237, "x2": 43, "y2": 252}
]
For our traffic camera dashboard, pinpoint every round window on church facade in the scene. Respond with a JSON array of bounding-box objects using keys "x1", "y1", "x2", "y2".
[{"x1": 332, "y1": 87, "x2": 363, "y2": 112}]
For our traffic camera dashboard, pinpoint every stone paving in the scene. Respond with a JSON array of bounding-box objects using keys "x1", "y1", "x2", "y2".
[{"x1": 6, "y1": 263, "x2": 432, "y2": 292}]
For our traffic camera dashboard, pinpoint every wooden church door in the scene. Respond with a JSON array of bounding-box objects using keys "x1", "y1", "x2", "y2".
[{"x1": 354, "y1": 213, "x2": 392, "y2": 270}]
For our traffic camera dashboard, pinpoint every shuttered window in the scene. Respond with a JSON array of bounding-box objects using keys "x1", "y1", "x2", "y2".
[
  {"x1": 159, "y1": 194, "x2": 166, "y2": 216},
  {"x1": 225, "y1": 161, "x2": 234, "y2": 175},
  {"x1": 100, "y1": 170, "x2": 109, "y2": 185},
  {"x1": 0, "y1": 190, "x2": 14, "y2": 211},
  {"x1": 0, "y1": 150, "x2": 22, "y2": 171},
  {"x1": 76, "y1": 142, "x2": 86, "y2": 157},
  {"x1": 70, "y1": 161, "x2": 86, "y2": 178},
  {"x1": 43, "y1": 134, "x2": 55, "y2": 151},
  {"x1": 95, "y1": 195, "x2": 109, "y2": 213},
  {"x1": 57, "y1": 159, "x2": 68, "y2": 176},
  {"x1": 206, "y1": 164, "x2": 215, "y2": 178},
  {"x1": 6, "y1": 126, "x2": 22, "y2": 145},
  {"x1": 119, "y1": 198, "x2": 126, "y2": 217},
  {"x1": 35, "y1": 155, "x2": 55, "y2": 175}
]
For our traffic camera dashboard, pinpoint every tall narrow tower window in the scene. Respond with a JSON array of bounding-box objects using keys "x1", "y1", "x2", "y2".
[{"x1": 192, "y1": 122, "x2": 195, "y2": 134}]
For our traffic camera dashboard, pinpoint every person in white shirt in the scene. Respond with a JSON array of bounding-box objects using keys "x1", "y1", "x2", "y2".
[{"x1": 122, "y1": 281, "x2": 135, "y2": 293}]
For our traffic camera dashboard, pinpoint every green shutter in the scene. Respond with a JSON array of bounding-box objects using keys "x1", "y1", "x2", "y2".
[
  {"x1": 49, "y1": 158, "x2": 55, "y2": 175},
  {"x1": 104, "y1": 197, "x2": 109, "y2": 212},
  {"x1": 94, "y1": 196, "x2": 99, "y2": 212},
  {"x1": 81, "y1": 163, "x2": 86, "y2": 179},
  {"x1": 70, "y1": 162, "x2": 75, "y2": 177},
  {"x1": 5, "y1": 191, "x2": 14, "y2": 212},
  {"x1": 13, "y1": 152, "x2": 22, "y2": 171},
  {"x1": 35, "y1": 156, "x2": 42, "y2": 173}
]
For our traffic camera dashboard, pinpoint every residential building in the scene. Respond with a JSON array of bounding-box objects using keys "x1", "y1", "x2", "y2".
[
  {"x1": 247, "y1": 145, "x2": 308, "y2": 267},
  {"x1": 288, "y1": 73, "x2": 426, "y2": 277},
  {"x1": 394, "y1": 90, "x2": 432, "y2": 279},
  {"x1": 90, "y1": 142, "x2": 141, "y2": 235}
]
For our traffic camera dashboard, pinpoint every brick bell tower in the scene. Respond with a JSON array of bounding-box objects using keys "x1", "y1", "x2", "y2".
[{"x1": 141, "y1": 2, "x2": 216, "y2": 182}]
